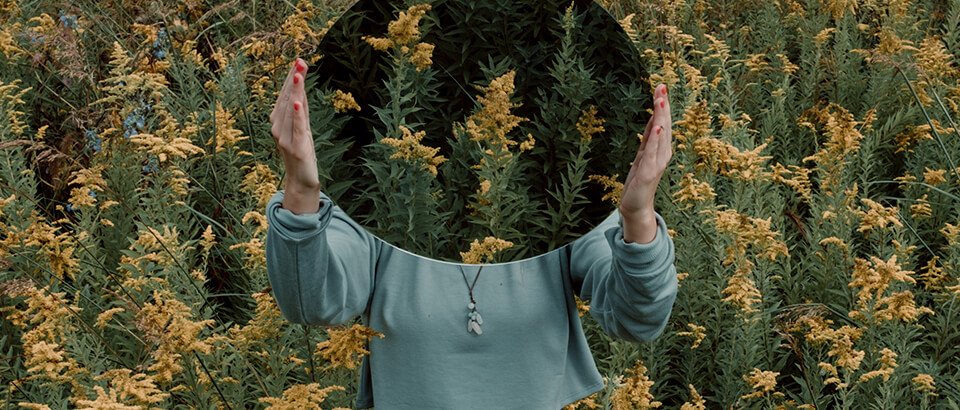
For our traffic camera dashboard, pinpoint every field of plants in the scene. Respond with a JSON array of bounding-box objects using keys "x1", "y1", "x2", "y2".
[{"x1": 1, "y1": 0, "x2": 959, "y2": 408}]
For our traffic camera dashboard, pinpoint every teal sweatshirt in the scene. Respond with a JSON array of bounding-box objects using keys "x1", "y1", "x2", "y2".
[{"x1": 265, "y1": 190, "x2": 678, "y2": 409}]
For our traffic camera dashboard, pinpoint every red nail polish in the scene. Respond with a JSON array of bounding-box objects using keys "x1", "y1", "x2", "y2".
[
  {"x1": 660, "y1": 100, "x2": 665, "y2": 108},
  {"x1": 294, "y1": 75, "x2": 299, "y2": 84},
  {"x1": 296, "y1": 60, "x2": 305, "y2": 72},
  {"x1": 294, "y1": 102, "x2": 300, "y2": 111}
]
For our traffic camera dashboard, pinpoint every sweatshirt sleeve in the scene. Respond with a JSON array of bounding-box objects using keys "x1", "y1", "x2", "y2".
[
  {"x1": 568, "y1": 209, "x2": 678, "y2": 343},
  {"x1": 265, "y1": 189, "x2": 380, "y2": 327}
]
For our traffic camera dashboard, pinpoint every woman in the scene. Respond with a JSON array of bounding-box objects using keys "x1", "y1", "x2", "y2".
[{"x1": 265, "y1": 57, "x2": 677, "y2": 409}]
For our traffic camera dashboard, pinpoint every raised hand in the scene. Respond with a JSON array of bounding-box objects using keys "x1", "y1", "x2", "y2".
[
  {"x1": 270, "y1": 58, "x2": 322, "y2": 214},
  {"x1": 619, "y1": 83, "x2": 672, "y2": 244}
]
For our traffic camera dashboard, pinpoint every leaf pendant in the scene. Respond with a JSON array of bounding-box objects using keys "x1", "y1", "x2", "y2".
[{"x1": 468, "y1": 319, "x2": 483, "y2": 335}]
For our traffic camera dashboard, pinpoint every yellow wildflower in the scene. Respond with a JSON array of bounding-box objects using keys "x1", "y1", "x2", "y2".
[
  {"x1": 380, "y1": 124, "x2": 447, "y2": 176},
  {"x1": 95, "y1": 307, "x2": 126, "y2": 329},
  {"x1": 918, "y1": 256, "x2": 946, "y2": 291},
  {"x1": 409, "y1": 42, "x2": 435, "y2": 71},
  {"x1": 463, "y1": 70, "x2": 527, "y2": 151},
  {"x1": 769, "y1": 162, "x2": 812, "y2": 202},
  {"x1": 135, "y1": 288, "x2": 215, "y2": 383},
  {"x1": 801, "y1": 103, "x2": 866, "y2": 192},
  {"x1": 916, "y1": 36, "x2": 958, "y2": 84},
  {"x1": 518, "y1": 133, "x2": 536, "y2": 152},
  {"x1": 923, "y1": 168, "x2": 947, "y2": 185},
  {"x1": 820, "y1": 0, "x2": 857, "y2": 21},
  {"x1": 563, "y1": 391, "x2": 600, "y2": 410},
  {"x1": 912, "y1": 373, "x2": 937, "y2": 395},
  {"x1": 674, "y1": 100, "x2": 710, "y2": 145},
  {"x1": 199, "y1": 224, "x2": 216, "y2": 254},
  {"x1": 588, "y1": 174, "x2": 623, "y2": 206},
  {"x1": 229, "y1": 237, "x2": 267, "y2": 272},
  {"x1": 895, "y1": 124, "x2": 935, "y2": 153},
  {"x1": 707, "y1": 208, "x2": 789, "y2": 264},
  {"x1": 240, "y1": 162, "x2": 279, "y2": 211},
  {"x1": 693, "y1": 137, "x2": 772, "y2": 181},
  {"x1": 315, "y1": 323, "x2": 385, "y2": 370},
  {"x1": 611, "y1": 359, "x2": 662, "y2": 410},
  {"x1": 259, "y1": 383, "x2": 345, "y2": 410},
  {"x1": 741, "y1": 368, "x2": 780, "y2": 399},
  {"x1": 90, "y1": 368, "x2": 169, "y2": 406},
  {"x1": 859, "y1": 347, "x2": 897, "y2": 382},
  {"x1": 576, "y1": 105, "x2": 605, "y2": 143},
  {"x1": 227, "y1": 292, "x2": 284, "y2": 350},
  {"x1": 676, "y1": 323, "x2": 706, "y2": 349},
  {"x1": 941, "y1": 223, "x2": 959, "y2": 245},
  {"x1": 672, "y1": 173, "x2": 716, "y2": 207},
  {"x1": 856, "y1": 198, "x2": 902, "y2": 233},
  {"x1": 721, "y1": 261, "x2": 763, "y2": 314},
  {"x1": 680, "y1": 384, "x2": 705, "y2": 409},
  {"x1": 330, "y1": 89, "x2": 361, "y2": 113},
  {"x1": 208, "y1": 102, "x2": 250, "y2": 154},
  {"x1": 910, "y1": 194, "x2": 932, "y2": 219},
  {"x1": 460, "y1": 236, "x2": 514, "y2": 264}
]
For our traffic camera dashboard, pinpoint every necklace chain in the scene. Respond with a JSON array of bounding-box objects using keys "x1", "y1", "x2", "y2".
[{"x1": 458, "y1": 265, "x2": 484, "y2": 335}]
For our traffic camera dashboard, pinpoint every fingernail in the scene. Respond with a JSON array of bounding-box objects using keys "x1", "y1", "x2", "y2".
[
  {"x1": 294, "y1": 75, "x2": 299, "y2": 84},
  {"x1": 294, "y1": 102, "x2": 301, "y2": 112},
  {"x1": 296, "y1": 60, "x2": 305, "y2": 72},
  {"x1": 660, "y1": 100, "x2": 665, "y2": 108}
]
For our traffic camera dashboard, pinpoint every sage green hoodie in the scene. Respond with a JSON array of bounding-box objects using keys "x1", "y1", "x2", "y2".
[{"x1": 265, "y1": 189, "x2": 678, "y2": 409}]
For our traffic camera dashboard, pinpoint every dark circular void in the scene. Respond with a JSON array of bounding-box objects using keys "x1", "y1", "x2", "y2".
[{"x1": 310, "y1": 0, "x2": 651, "y2": 262}]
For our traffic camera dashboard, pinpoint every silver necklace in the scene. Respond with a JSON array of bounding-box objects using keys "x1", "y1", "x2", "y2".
[{"x1": 458, "y1": 264, "x2": 484, "y2": 335}]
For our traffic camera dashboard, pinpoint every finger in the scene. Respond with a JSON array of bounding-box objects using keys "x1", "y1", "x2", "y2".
[
  {"x1": 657, "y1": 94, "x2": 672, "y2": 167},
  {"x1": 271, "y1": 58, "x2": 306, "y2": 123},
  {"x1": 627, "y1": 96, "x2": 663, "y2": 183}
]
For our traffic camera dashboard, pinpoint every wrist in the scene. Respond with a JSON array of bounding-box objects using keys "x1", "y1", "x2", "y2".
[
  {"x1": 282, "y1": 183, "x2": 322, "y2": 215},
  {"x1": 620, "y1": 207, "x2": 658, "y2": 244}
]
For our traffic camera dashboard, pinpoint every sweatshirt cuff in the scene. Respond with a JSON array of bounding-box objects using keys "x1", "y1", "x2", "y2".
[
  {"x1": 604, "y1": 211, "x2": 672, "y2": 273},
  {"x1": 265, "y1": 190, "x2": 334, "y2": 241}
]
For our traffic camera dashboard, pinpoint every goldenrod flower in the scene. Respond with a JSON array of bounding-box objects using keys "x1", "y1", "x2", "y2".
[
  {"x1": 463, "y1": 70, "x2": 527, "y2": 151},
  {"x1": 859, "y1": 347, "x2": 898, "y2": 382},
  {"x1": 227, "y1": 292, "x2": 285, "y2": 350},
  {"x1": 409, "y1": 42, "x2": 435, "y2": 71},
  {"x1": 922, "y1": 168, "x2": 947, "y2": 185},
  {"x1": 315, "y1": 323, "x2": 385, "y2": 370},
  {"x1": 611, "y1": 359, "x2": 662, "y2": 409},
  {"x1": 330, "y1": 89, "x2": 361, "y2": 113},
  {"x1": 680, "y1": 384, "x2": 705, "y2": 409},
  {"x1": 856, "y1": 198, "x2": 902, "y2": 233},
  {"x1": 380, "y1": 124, "x2": 447, "y2": 176},
  {"x1": 240, "y1": 162, "x2": 279, "y2": 211},
  {"x1": 95, "y1": 307, "x2": 126, "y2": 329},
  {"x1": 460, "y1": 236, "x2": 514, "y2": 264},
  {"x1": 259, "y1": 383, "x2": 346, "y2": 410},
  {"x1": 588, "y1": 174, "x2": 624, "y2": 206},
  {"x1": 741, "y1": 368, "x2": 780, "y2": 399},
  {"x1": 912, "y1": 373, "x2": 937, "y2": 395},
  {"x1": 693, "y1": 137, "x2": 772, "y2": 181},
  {"x1": 575, "y1": 105, "x2": 605, "y2": 143},
  {"x1": 672, "y1": 173, "x2": 716, "y2": 207},
  {"x1": 208, "y1": 102, "x2": 250, "y2": 154},
  {"x1": 676, "y1": 323, "x2": 706, "y2": 349},
  {"x1": 820, "y1": 0, "x2": 857, "y2": 21},
  {"x1": 910, "y1": 194, "x2": 932, "y2": 219},
  {"x1": 135, "y1": 288, "x2": 215, "y2": 383}
]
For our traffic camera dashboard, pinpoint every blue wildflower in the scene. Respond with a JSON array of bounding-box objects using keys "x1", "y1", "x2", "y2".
[
  {"x1": 142, "y1": 156, "x2": 159, "y2": 174},
  {"x1": 85, "y1": 129, "x2": 102, "y2": 153},
  {"x1": 59, "y1": 12, "x2": 78, "y2": 30}
]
